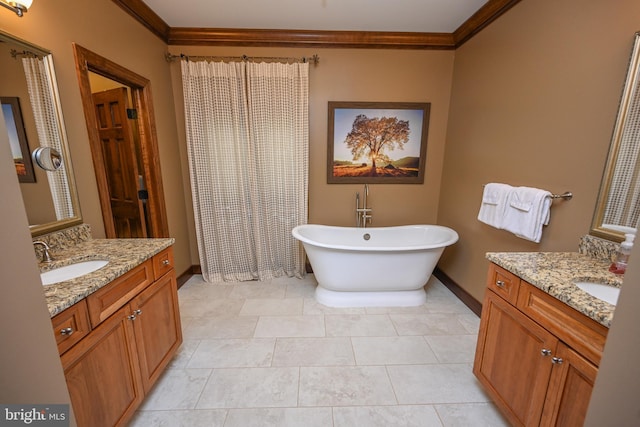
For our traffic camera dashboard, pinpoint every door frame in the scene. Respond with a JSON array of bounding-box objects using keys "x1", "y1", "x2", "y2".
[{"x1": 73, "y1": 43, "x2": 169, "y2": 238}]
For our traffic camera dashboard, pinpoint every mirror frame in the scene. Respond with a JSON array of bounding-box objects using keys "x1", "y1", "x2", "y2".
[
  {"x1": 591, "y1": 31, "x2": 640, "y2": 243},
  {"x1": 0, "y1": 30, "x2": 82, "y2": 236}
]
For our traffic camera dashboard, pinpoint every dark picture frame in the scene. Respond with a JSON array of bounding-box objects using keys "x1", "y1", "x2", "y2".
[
  {"x1": 327, "y1": 101, "x2": 430, "y2": 184},
  {"x1": 1, "y1": 96, "x2": 35, "y2": 183}
]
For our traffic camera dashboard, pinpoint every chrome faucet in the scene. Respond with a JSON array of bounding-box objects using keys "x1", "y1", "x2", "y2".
[
  {"x1": 356, "y1": 184, "x2": 372, "y2": 227},
  {"x1": 33, "y1": 241, "x2": 54, "y2": 263}
]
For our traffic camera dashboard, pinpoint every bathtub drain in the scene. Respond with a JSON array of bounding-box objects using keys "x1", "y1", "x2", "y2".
[{"x1": 363, "y1": 233, "x2": 371, "y2": 241}]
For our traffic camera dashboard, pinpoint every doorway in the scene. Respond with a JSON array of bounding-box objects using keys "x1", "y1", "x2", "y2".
[{"x1": 73, "y1": 44, "x2": 169, "y2": 238}]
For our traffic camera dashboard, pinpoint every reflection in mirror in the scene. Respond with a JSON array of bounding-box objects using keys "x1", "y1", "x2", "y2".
[
  {"x1": 592, "y1": 32, "x2": 640, "y2": 242},
  {"x1": 0, "y1": 30, "x2": 81, "y2": 235}
]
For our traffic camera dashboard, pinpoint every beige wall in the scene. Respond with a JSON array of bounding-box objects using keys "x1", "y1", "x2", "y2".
[
  {"x1": 0, "y1": 0, "x2": 192, "y2": 275},
  {"x1": 586, "y1": 240, "x2": 640, "y2": 424},
  {"x1": 438, "y1": 0, "x2": 640, "y2": 301},
  {"x1": 168, "y1": 46, "x2": 455, "y2": 263},
  {"x1": 0, "y1": 97, "x2": 75, "y2": 424}
]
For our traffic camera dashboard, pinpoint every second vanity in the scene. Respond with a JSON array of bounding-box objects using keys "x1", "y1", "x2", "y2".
[
  {"x1": 474, "y1": 251, "x2": 618, "y2": 427},
  {"x1": 40, "y1": 231, "x2": 182, "y2": 427}
]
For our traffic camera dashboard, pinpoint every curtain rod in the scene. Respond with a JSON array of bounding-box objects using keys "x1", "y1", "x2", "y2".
[
  {"x1": 164, "y1": 52, "x2": 319, "y2": 66},
  {"x1": 10, "y1": 48, "x2": 42, "y2": 59}
]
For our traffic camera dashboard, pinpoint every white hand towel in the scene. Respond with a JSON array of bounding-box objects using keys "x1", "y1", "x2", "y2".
[
  {"x1": 501, "y1": 186, "x2": 552, "y2": 243},
  {"x1": 478, "y1": 183, "x2": 513, "y2": 229}
]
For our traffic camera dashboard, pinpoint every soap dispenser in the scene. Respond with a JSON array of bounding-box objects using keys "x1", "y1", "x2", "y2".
[{"x1": 609, "y1": 233, "x2": 635, "y2": 275}]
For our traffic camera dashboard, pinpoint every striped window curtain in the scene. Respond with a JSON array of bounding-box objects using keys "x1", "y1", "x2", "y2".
[
  {"x1": 21, "y1": 56, "x2": 75, "y2": 220},
  {"x1": 181, "y1": 59, "x2": 308, "y2": 282}
]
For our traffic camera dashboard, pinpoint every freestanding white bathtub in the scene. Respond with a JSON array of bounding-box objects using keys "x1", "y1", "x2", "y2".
[{"x1": 292, "y1": 224, "x2": 459, "y2": 307}]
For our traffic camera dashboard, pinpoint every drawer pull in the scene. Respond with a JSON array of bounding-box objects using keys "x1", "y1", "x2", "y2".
[
  {"x1": 552, "y1": 357, "x2": 564, "y2": 365},
  {"x1": 162, "y1": 259, "x2": 170, "y2": 266},
  {"x1": 541, "y1": 348, "x2": 552, "y2": 356},
  {"x1": 60, "y1": 327, "x2": 74, "y2": 336},
  {"x1": 496, "y1": 280, "x2": 506, "y2": 288}
]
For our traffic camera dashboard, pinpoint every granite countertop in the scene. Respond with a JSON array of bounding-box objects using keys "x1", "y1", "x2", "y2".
[
  {"x1": 41, "y1": 238, "x2": 175, "y2": 318},
  {"x1": 486, "y1": 252, "x2": 621, "y2": 328}
]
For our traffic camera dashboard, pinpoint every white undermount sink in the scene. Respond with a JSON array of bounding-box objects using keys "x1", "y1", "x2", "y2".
[
  {"x1": 575, "y1": 282, "x2": 620, "y2": 306},
  {"x1": 40, "y1": 260, "x2": 109, "y2": 286}
]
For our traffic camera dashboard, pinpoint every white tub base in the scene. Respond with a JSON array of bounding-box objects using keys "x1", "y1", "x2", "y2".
[{"x1": 315, "y1": 286, "x2": 427, "y2": 308}]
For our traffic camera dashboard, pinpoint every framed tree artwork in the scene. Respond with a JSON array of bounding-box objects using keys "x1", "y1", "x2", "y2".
[
  {"x1": 1, "y1": 96, "x2": 35, "y2": 183},
  {"x1": 327, "y1": 101, "x2": 430, "y2": 184}
]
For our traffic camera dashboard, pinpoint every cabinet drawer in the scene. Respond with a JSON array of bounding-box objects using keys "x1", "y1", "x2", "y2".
[
  {"x1": 486, "y1": 263, "x2": 521, "y2": 305},
  {"x1": 51, "y1": 299, "x2": 91, "y2": 355},
  {"x1": 516, "y1": 281, "x2": 608, "y2": 366},
  {"x1": 152, "y1": 247, "x2": 174, "y2": 280},
  {"x1": 87, "y1": 260, "x2": 153, "y2": 328}
]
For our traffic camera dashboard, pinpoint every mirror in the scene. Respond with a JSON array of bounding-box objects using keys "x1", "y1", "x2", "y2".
[
  {"x1": 32, "y1": 147, "x2": 63, "y2": 171},
  {"x1": 0, "y1": 30, "x2": 81, "y2": 236},
  {"x1": 592, "y1": 32, "x2": 640, "y2": 242}
]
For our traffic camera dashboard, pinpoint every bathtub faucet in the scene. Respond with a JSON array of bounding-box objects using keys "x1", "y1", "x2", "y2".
[{"x1": 356, "y1": 184, "x2": 372, "y2": 227}]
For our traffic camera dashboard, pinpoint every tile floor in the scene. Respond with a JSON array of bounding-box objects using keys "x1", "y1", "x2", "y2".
[{"x1": 129, "y1": 274, "x2": 510, "y2": 426}]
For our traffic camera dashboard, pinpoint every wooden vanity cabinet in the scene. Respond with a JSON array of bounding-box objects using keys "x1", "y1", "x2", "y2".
[
  {"x1": 539, "y1": 342, "x2": 598, "y2": 427},
  {"x1": 474, "y1": 263, "x2": 606, "y2": 427},
  {"x1": 55, "y1": 247, "x2": 182, "y2": 427},
  {"x1": 474, "y1": 288, "x2": 558, "y2": 426},
  {"x1": 61, "y1": 303, "x2": 143, "y2": 427},
  {"x1": 131, "y1": 271, "x2": 181, "y2": 393}
]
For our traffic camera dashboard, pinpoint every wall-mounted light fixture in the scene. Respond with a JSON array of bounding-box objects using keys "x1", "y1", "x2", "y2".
[{"x1": 0, "y1": 0, "x2": 32, "y2": 17}]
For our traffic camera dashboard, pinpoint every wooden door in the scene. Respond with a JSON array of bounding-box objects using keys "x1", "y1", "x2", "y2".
[
  {"x1": 92, "y1": 88, "x2": 147, "y2": 238},
  {"x1": 131, "y1": 272, "x2": 182, "y2": 393},
  {"x1": 61, "y1": 304, "x2": 143, "y2": 427},
  {"x1": 473, "y1": 290, "x2": 558, "y2": 427},
  {"x1": 540, "y1": 342, "x2": 598, "y2": 427}
]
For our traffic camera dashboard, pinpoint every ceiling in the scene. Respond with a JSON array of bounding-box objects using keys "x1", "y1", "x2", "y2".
[
  {"x1": 142, "y1": 0, "x2": 490, "y2": 33},
  {"x1": 113, "y1": 0, "x2": 521, "y2": 48}
]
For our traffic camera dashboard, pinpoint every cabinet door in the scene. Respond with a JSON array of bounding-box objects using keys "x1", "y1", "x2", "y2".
[
  {"x1": 474, "y1": 290, "x2": 558, "y2": 427},
  {"x1": 131, "y1": 271, "x2": 183, "y2": 393},
  {"x1": 540, "y1": 342, "x2": 598, "y2": 427},
  {"x1": 61, "y1": 304, "x2": 142, "y2": 427}
]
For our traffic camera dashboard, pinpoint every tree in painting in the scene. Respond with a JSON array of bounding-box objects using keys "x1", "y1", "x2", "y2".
[{"x1": 344, "y1": 114, "x2": 410, "y2": 176}]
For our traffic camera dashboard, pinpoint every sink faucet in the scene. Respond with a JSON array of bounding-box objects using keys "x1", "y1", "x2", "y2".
[
  {"x1": 356, "y1": 184, "x2": 372, "y2": 227},
  {"x1": 33, "y1": 241, "x2": 54, "y2": 263}
]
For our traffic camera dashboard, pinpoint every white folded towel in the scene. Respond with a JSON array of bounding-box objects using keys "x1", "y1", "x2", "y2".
[
  {"x1": 477, "y1": 183, "x2": 513, "y2": 229},
  {"x1": 501, "y1": 186, "x2": 552, "y2": 243}
]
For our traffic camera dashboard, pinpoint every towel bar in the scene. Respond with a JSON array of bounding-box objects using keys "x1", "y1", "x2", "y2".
[
  {"x1": 550, "y1": 191, "x2": 573, "y2": 200},
  {"x1": 482, "y1": 185, "x2": 573, "y2": 201}
]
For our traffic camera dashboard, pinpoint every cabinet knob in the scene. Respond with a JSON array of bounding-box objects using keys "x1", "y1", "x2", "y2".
[
  {"x1": 60, "y1": 327, "x2": 74, "y2": 336},
  {"x1": 541, "y1": 348, "x2": 552, "y2": 356},
  {"x1": 162, "y1": 259, "x2": 170, "y2": 266},
  {"x1": 552, "y1": 357, "x2": 564, "y2": 364},
  {"x1": 127, "y1": 314, "x2": 137, "y2": 321},
  {"x1": 496, "y1": 280, "x2": 505, "y2": 288},
  {"x1": 134, "y1": 309, "x2": 142, "y2": 316}
]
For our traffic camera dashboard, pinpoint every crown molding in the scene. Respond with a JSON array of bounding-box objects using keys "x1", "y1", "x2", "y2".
[
  {"x1": 454, "y1": 0, "x2": 522, "y2": 46},
  {"x1": 167, "y1": 28, "x2": 456, "y2": 49},
  {"x1": 113, "y1": 0, "x2": 521, "y2": 49},
  {"x1": 111, "y1": 0, "x2": 170, "y2": 41}
]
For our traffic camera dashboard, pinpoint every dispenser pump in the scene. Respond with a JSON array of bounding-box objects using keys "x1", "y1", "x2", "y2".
[{"x1": 609, "y1": 233, "x2": 635, "y2": 275}]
